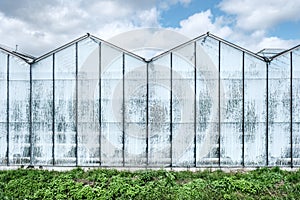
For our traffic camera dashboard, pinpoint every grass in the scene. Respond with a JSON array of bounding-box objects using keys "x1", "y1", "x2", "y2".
[{"x1": 0, "y1": 167, "x2": 299, "y2": 199}]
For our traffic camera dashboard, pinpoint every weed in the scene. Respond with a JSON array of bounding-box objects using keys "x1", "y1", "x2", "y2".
[{"x1": 0, "y1": 167, "x2": 299, "y2": 199}]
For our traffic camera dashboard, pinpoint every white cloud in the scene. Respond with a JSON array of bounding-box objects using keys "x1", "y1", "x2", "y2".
[
  {"x1": 254, "y1": 37, "x2": 300, "y2": 52},
  {"x1": 223, "y1": 29, "x2": 300, "y2": 52},
  {"x1": 219, "y1": 0, "x2": 300, "y2": 31},
  {"x1": 175, "y1": 10, "x2": 233, "y2": 39},
  {"x1": 0, "y1": 0, "x2": 299, "y2": 58},
  {"x1": 172, "y1": 8, "x2": 300, "y2": 53},
  {"x1": 159, "y1": 0, "x2": 192, "y2": 10},
  {"x1": 0, "y1": 0, "x2": 166, "y2": 56},
  {"x1": 135, "y1": 8, "x2": 161, "y2": 27}
]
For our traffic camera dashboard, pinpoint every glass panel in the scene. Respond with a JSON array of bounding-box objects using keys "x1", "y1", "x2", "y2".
[
  {"x1": 3, "y1": 35, "x2": 300, "y2": 168},
  {"x1": 196, "y1": 37, "x2": 219, "y2": 166},
  {"x1": 9, "y1": 56, "x2": 30, "y2": 165},
  {"x1": 0, "y1": 123, "x2": 7, "y2": 165},
  {"x1": 77, "y1": 39, "x2": 100, "y2": 166},
  {"x1": 124, "y1": 55, "x2": 147, "y2": 166},
  {"x1": 0, "y1": 52, "x2": 7, "y2": 164},
  {"x1": 292, "y1": 49, "x2": 300, "y2": 166},
  {"x1": 172, "y1": 44, "x2": 195, "y2": 166},
  {"x1": 54, "y1": 45, "x2": 76, "y2": 166},
  {"x1": 31, "y1": 123, "x2": 52, "y2": 165},
  {"x1": 244, "y1": 54, "x2": 267, "y2": 166},
  {"x1": 0, "y1": 51, "x2": 7, "y2": 78},
  {"x1": 268, "y1": 54, "x2": 291, "y2": 166},
  {"x1": 78, "y1": 123, "x2": 100, "y2": 165},
  {"x1": 31, "y1": 56, "x2": 53, "y2": 165},
  {"x1": 100, "y1": 122, "x2": 122, "y2": 166},
  {"x1": 100, "y1": 44, "x2": 123, "y2": 166},
  {"x1": 293, "y1": 123, "x2": 300, "y2": 165},
  {"x1": 220, "y1": 43, "x2": 243, "y2": 166},
  {"x1": 148, "y1": 55, "x2": 171, "y2": 166}
]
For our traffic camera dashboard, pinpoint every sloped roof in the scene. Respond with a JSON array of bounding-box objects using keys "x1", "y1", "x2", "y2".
[
  {"x1": 150, "y1": 32, "x2": 266, "y2": 62},
  {"x1": 1, "y1": 32, "x2": 300, "y2": 64},
  {"x1": 34, "y1": 33, "x2": 146, "y2": 63},
  {"x1": 0, "y1": 44, "x2": 35, "y2": 63}
]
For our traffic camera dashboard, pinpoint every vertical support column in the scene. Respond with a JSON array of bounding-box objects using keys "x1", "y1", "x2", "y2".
[
  {"x1": 6, "y1": 54, "x2": 9, "y2": 166},
  {"x1": 218, "y1": 41, "x2": 221, "y2": 166},
  {"x1": 146, "y1": 62, "x2": 149, "y2": 166},
  {"x1": 290, "y1": 52, "x2": 293, "y2": 168},
  {"x1": 194, "y1": 42, "x2": 197, "y2": 167},
  {"x1": 122, "y1": 53, "x2": 125, "y2": 167},
  {"x1": 266, "y1": 61, "x2": 269, "y2": 166},
  {"x1": 98, "y1": 43, "x2": 102, "y2": 166},
  {"x1": 242, "y1": 52, "x2": 245, "y2": 167},
  {"x1": 75, "y1": 42, "x2": 78, "y2": 166},
  {"x1": 52, "y1": 54, "x2": 55, "y2": 166},
  {"x1": 29, "y1": 63, "x2": 33, "y2": 165},
  {"x1": 170, "y1": 53, "x2": 173, "y2": 167}
]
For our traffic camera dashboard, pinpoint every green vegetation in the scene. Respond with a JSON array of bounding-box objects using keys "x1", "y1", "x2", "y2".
[{"x1": 0, "y1": 167, "x2": 299, "y2": 199}]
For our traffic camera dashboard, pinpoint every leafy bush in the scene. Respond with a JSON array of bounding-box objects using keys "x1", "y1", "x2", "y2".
[{"x1": 0, "y1": 167, "x2": 299, "y2": 199}]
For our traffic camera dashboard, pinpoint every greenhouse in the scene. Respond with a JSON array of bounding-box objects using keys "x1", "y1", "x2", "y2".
[{"x1": 0, "y1": 32, "x2": 299, "y2": 168}]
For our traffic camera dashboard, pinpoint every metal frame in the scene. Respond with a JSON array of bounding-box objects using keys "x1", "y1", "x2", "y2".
[
  {"x1": 208, "y1": 33, "x2": 265, "y2": 62},
  {"x1": 75, "y1": 42, "x2": 79, "y2": 166},
  {"x1": 151, "y1": 32, "x2": 266, "y2": 63},
  {"x1": 2, "y1": 32, "x2": 300, "y2": 168},
  {"x1": 271, "y1": 44, "x2": 300, "y2": 60},
  {"x1": 122, "y1": 53, "x2": 125, "y2": 167},
  {"x1": 98, "y1": 42, "x2": 102, "y2": 166},
  {"x1": 170, "y1": 53, "x2": 173, "y2": 167},
  {"x1": 52, "y1": 54, "x2": 55, "y2": 165},
  {"x1": 90, "y1": 35, "x2": 145, "y2": 62},
  {"x1": 29, "y1": 59, "x2": 33, "y2": 165},
  {"x1": 34, "y1": 35, "x2": 90, "y2": 63},
  {"x1": 146, "y1": 62, "x2": 149, "y2": 166},
  {"x1": 242, "y1": 52, "x2": 245, "y2": 167},
  {"x1": 0, "y1": 46, "x2": 34, "y2": 63},
  {"x1": 290, "y1": 52, "x2": 293, "y2": 168},
  {"x1": 265, "y1": 60, "x2": 271, "y2": 167},
  {"x1": 6, "y1": 54, "x2": 9, "y2": 166},
  {"x1": 218, "y1": 41, "x2": 221, "y2": 166},
  {"x1": 193, "y1": 41, "x2": 197, "y2": 167}
]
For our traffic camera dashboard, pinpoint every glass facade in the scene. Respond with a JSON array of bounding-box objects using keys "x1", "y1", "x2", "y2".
[{"x1": 0, "y1": 33, "x2": 299, "y2": 167}]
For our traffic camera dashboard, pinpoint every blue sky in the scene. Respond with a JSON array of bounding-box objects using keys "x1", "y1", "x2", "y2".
[
  {"x1": 269, "y1": 21, "x2": 300, "y2": 40},
  {"x1": 0, "y1": 0, "x2": 299, "y2": 56},
  {"x1": 160, "y1": 0, "x2": 221, "y2": 27},
  {"x1": 162, "y1": 0, "x2": 300, "y2": 39}
]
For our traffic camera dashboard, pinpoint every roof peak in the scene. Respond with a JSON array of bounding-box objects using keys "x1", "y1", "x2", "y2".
[{"x1": 1, "y1": 32, "x2": 299, "y2": 64}]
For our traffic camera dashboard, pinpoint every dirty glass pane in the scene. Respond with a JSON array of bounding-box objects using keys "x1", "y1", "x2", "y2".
[
  {"x1": 292, "y1": 49, "x2": 300, "y2": 166},
  {"x1": 0, "y1": 123, "x2": 6, "y2": 165},
  {"x1": 32, "y1": 56, "x2": 53, "y2": 165},
  {"x1": 293, "y1": 123, "x2": 300, "y2": 166},
  {"x1": 54, "y1": 45, "x2": 76, "y2": 166},
  {"x1": 77, "y1": 39, "x2": 100, "y2": 166},
  {"x1": 100, "y1": 44, "x2": 123, "y2": 166},
  {"x1": 172, "y1": 44, "x2": 195, "y2": 167},
  {"x1": 196, "y1": 37, "x2": 219, "y2": 166},
  {"x1": 0, "y1": 52, "x2": 7, "y2": 164},
  {"x1": 220, "y1": 43, "x2": 243, "y2": 166},
  {"x1": 0, "y1": 51, "x2": 6, "y2": 78},
  {"x1": 124, "y1": 55, "x2": 147, "y2": 166},
  {"x1": 9, "y1": 56, "x2": 30, "y2": 165},
  {"x1": 268, "y1": 54, "x2": 291, "y2": 166},
  {"x1": 244, "y1": 54, "x2": 266, "y2": 166},
  {"x1": 148, "y1": 55, "x2": 171, "y2": 167}
]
